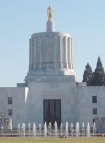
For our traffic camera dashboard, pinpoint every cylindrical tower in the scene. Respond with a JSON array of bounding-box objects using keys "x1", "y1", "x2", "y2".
[
  {"x1": 25, "y1": 6, "x2": 76, "y2": 82},
  {"x1": 29, "y1": 32, "x2": 73, "y2": 70}
]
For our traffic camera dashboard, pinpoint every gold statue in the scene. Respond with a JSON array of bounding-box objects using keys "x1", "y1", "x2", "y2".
[{"x1": 47, "y1": 5, "x2": 53, "y2": 21}]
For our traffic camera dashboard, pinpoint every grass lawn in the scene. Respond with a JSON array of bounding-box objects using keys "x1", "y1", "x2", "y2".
[{"x1": 0, "y1": 138, "x2": 105, "y2": 143}]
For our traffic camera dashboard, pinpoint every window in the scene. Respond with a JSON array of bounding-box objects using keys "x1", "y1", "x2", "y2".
[
  {"x1": 93, "y1": 108, "x2": 97, "y2": 114},
  {"x1": 8, "y1": 109, "x2": 12, "y2": 115},
  {"x1": 92, "y1": 96, "x2": 97, "y2": 103},
  {"x1": 8, "y1": 97, "x2": 12, "y2": 104}
]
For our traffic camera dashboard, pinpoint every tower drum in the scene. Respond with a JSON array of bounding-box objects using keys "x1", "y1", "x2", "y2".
[{"x1": 29, "y1": 32, "x2": 73, "y2": 71}]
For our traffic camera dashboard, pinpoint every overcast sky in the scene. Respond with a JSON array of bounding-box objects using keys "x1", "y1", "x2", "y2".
[{"x1": 0, "y1": 0, "x2": 105, "y2": 87}]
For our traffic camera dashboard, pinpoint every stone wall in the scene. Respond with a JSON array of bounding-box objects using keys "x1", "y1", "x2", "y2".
[{"x1": 0, "y1": 87, "x2": 28, "y2": 129}]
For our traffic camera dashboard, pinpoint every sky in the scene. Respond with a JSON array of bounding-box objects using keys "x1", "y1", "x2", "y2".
[{"x1": 0, "y1": 0, "x2": 105, "y2": 87}]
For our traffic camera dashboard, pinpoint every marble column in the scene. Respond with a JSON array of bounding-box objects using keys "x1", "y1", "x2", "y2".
[
  {"x1": 59, "y1": 36, "x2": 63, "y2": 68},
  {"x1": 29, "y1": 39, "x2": 31, "y2": 70},
  {"x1": 70, "y1": 38, "x2": 73, "y2": 69},
  {"x1": 40, "y1": 37, "x2": 42, "y2": 69},
  {"x1": 33, "y1": 37, "x2": 36, "y2": 69}
]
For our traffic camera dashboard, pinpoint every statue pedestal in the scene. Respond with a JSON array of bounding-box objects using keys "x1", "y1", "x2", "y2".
[{"x1": 46, "y1": 20, "x2": 54, "y2": 32}]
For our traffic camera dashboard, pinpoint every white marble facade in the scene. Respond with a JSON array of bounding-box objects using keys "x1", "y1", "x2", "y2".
[{"x1": 0, "y1": 8, "x2": 105, "y2": 132}]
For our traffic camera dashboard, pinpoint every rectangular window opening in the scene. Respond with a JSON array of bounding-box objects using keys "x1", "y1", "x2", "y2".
[
  {"x1": 8, "y1": 97, "x2": 12, "y2": 104},
  {"x1": 93, "y1": 108, "x2": 97, "y2": 114},
  {"x1": 92, "y1": 96, "x2": 97, "y2": 103}
]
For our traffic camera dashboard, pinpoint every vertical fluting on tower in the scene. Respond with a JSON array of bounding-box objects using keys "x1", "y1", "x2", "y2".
[{"x1": 29, "y1": 33, "x2": 73, "y2": 70}]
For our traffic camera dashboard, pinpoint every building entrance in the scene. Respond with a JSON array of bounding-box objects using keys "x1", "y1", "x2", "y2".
[{"x1": 43, "y1": 99, "x2": 61, "y2": 128}]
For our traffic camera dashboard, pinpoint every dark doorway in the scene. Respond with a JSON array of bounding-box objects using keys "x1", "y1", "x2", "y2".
[{"x1": 43, "y1": 99, "x2": 61, "y2": 128}]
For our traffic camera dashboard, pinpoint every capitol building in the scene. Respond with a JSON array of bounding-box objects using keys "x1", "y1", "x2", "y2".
[{"x1": 0, "y1": 6, "x2": 105, "y2": 132}]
